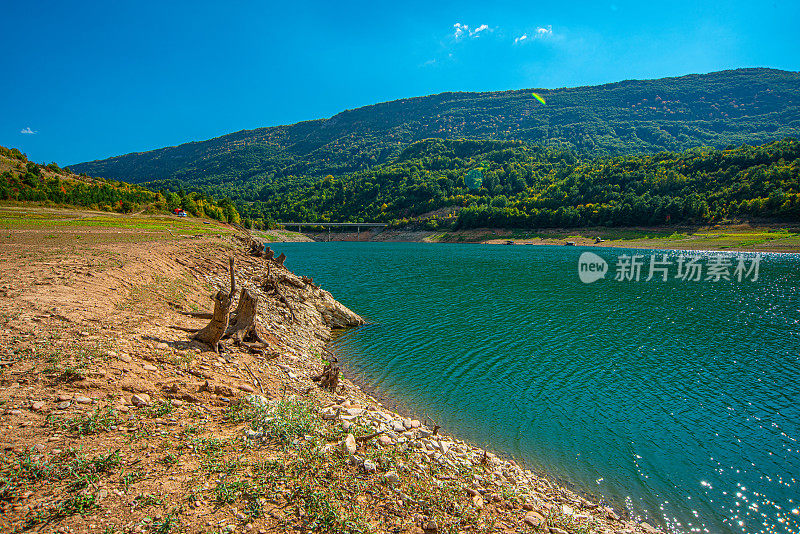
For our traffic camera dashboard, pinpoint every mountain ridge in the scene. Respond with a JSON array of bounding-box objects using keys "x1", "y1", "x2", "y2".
[{"x1": 69, "y1": 68, "x2": 800, "y2": 200}]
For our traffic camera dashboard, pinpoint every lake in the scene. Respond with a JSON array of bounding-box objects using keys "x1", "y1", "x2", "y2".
[{"x1": 271, "y1": 241, "x2": 800, "y2": 534}]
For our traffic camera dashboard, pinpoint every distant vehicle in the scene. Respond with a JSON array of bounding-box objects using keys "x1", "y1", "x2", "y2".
[
  {"x1": 565, "y1": 241, "x2": 576, "y2": 246},
  {"x1": 505, "y1": 240, "x2": 514, "y2": 245},
  {"x1": 176, "y1": 210, "x2": 187, "y2": 217}
]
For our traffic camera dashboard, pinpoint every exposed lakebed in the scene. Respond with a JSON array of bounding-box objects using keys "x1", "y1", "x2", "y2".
[{"x1": 272, "y1": 241, "x2": 800, "y2": 534}]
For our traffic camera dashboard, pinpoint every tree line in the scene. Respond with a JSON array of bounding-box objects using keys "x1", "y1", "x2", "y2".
[
  {"x1": 238, "y1": 137, "x2": 800, "y2": 229},
  {"x1": 0, "y1": 146, "x2": 241, "y2": 223}
]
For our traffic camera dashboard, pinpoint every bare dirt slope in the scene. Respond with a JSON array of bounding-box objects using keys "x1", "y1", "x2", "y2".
[{"x1": 0, "y1": 209, "x2": 662, "y2": 534}]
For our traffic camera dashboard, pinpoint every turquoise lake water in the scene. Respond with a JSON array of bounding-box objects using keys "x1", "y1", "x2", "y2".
[{"x1": 271, "y1": 242, "x2": 800, "y2": 534}]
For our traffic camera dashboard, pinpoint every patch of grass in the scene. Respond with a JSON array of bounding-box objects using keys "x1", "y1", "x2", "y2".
[
  {"x1": 25, "y1": 494, "x2": 98, "y2": 527},
  {"x1": 234, "y1": 396, "x2": 322, "y2": 447},
  {"x1": 292, "y1": 486, "x2": 369, "y2": 534},
  {"x1": 148, "y1": 512, "x2": 180, "y2": 534},
  {"x1": 191, "y1": 436, "x2": 226, "y2": 457},
  {"x1": 133, "y1": 493, "x2": 164, "y2": 508},
  {"x1": 202, "y1": 457, "x2": 243, "y2": 474},
  {"x1": 121, "y1": 467, "x2": 146, "y2": 492},
  {"x1": 63, "y1": 450, "x2": 122, "y2": 490},
  {"x1": 214, "y1": 479, "x2": 252, "y2": 505},
  {"x1": 160, "y1": 453, "x2": 178, "y2": 467},
  {"x1": 51, "y1": 407, "x2": 119, "y2": 435},
  {"x1": 144, "y1": 399, "x2": 176, "y2": 418},
  {"x1": 545, "y1": 511, "x2": 594, "y2": 534}
]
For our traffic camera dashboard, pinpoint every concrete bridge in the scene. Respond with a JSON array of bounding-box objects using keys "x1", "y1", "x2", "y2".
[{"x1": 278, "y1": 222, "x2": 387, "y2": 241}]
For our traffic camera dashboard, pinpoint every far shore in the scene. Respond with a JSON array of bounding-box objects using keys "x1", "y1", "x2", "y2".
[{"x1": 271, "y1": 222, "x2": 800, "y2": 254}]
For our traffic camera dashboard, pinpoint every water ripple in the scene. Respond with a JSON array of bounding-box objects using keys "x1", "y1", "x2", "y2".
[{"x1": 275, "y1": 242, "x2": 800, "y2": 534}]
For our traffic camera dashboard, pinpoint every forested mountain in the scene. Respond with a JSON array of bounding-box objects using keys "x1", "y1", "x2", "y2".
[
  {"x1": 70, "y1": 68, "x2": 800, "y2": 204},
  {"x1": 241, "y1": 138, "x2": 800, "y2": 229},
  {"x1": 0, "y1": 145, "x2": 240, "y2": 222}
]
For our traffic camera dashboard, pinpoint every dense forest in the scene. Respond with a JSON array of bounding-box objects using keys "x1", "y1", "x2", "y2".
[
  {"x1": 236, "y1": 138, "x2": 800, "y2": 230},
  {"x1": 70, "y1": 68, "x2": 800, "y2": 207},
  {"x1": 0, "y1": 146, "x2": 241, "y2": 223}
]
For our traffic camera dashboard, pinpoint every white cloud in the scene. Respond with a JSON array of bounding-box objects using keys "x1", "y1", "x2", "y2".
[
  {"x1": 453, "y1": 22, "x2": 491, "y2": 40},
  {"x1": 20, "y1": 127, "x2": 36, "y2": 135},
  {"x1": 472, "y1": 24, "x2": 489, "y2": 36},
  {"x1": 453, "y1": 22, "x2": 468, "y2": 39},
  {"x1": 514, "y1": 25, "x2": 553, "y2": 45}
]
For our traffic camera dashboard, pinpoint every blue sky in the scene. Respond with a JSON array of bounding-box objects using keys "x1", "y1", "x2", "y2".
[{"x1": 2, "y1": 0, "x2": 798, "y2": 166}]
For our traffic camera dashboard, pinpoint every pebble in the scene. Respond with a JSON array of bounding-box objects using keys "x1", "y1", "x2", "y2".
[
  {"x1": 74, "y1": 396, "x2": 92, "y2": 404},
  {"x1": 238, "y1": 384, "x2": 254, "y2": 393},
  {"x1": 156, "y1": 342, "x2": 169, "y2": 350},
  {"x1": 341, "y1": 434, "x2": 357, "y2": 456},
  {"x1": 378, "y1": 434, "x2": 394, "y2": 446},
  {"x1": 131, "y1": 394, "x2": 151, "y2": 407},
  {"x1": 523, "y1": 511, "x2": 545, "y2": 527},
  {"x1": 31, "y1": 401, "x2": 46, "y2": 411},
  {"x1": 384, "y1": 470, "x2": 399, "y2": 484},
  {"x1": 362, "y1": 459, "x2": 377, "y2": 473},
  {"x1": 119, "y1": 354, "x2": 132, "y2": 363},
  {"x1": 143, "y1": 364, "x2": 157, "y2": 372}
]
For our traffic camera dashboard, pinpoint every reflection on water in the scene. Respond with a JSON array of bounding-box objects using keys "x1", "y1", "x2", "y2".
[{"x1": 272, "y1": 242, "x2": 800, "y2": 534}]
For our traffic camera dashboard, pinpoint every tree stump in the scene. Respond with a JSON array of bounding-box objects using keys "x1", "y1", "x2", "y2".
[
  {"x1": 224, "y1": 288, "x2": 266, "y2": 345},
  {"x1": 312, "y1": 359, "x2": 340, "y2": 392},
  {"x1": 275, "y1": 253, "x2": 286, "y2": 266},
  {"x1": 193, "y1": 257, "x2": 236, "y2": 353}
]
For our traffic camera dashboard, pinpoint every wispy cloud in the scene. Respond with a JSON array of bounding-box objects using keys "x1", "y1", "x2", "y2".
[
  {"x1": 20, "y1": 127, "x2": 36, "y2": 135},
  {"x1": 453, "y1": 22, "x2": 491, "y2": 40},
  {"x1": 514, "y1": 25, "x2": 553, "y2": 44}
]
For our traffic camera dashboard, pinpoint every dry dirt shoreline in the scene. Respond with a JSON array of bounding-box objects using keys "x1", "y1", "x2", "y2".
[
  {"x1": 299, "y1": 224, "x2": 800, "y2": 254},
  {"x1": 0, "y1": 215, "x2": 664, "y2": 534}
]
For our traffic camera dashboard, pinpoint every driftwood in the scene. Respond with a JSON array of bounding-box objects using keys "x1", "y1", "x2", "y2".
[
  {"x1": 275, "y1": 253, "x2": 286, "y2": 266},
  {"x1": 192, "y1": 257, "x2": 236, "y2": 353},
  {"x1": 242, "y1": 360, "x2": 264, "y2": 394}
]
